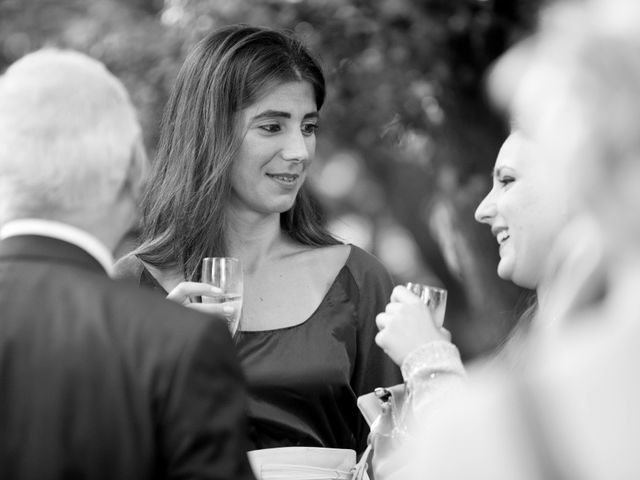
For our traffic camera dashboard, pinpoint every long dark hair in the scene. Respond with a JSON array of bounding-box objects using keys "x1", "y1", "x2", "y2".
[{"x1": 134, "y1": 25, "x2": 340, "y2": 280}]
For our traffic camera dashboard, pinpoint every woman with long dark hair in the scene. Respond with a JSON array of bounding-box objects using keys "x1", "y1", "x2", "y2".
[{"x1": 116, "y1": 25, "x2": 401, "y2": 479}]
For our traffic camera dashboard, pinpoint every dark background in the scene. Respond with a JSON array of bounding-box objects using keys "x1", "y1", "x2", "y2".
[{"x1": 0, "y1": 0, "x2": 543, "y2": 359}]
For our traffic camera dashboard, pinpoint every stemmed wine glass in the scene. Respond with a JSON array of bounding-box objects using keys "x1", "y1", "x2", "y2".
[{"x1": 201, "y1": 257, "x2": 243, "y2": 336}]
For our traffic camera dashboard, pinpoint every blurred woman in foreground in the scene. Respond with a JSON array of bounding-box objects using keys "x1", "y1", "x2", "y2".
[
  {"x1": 401, "y1": 0, "x2": 640, "y2": 478},
  {"x1": 371, "y1": 10, "x2": 575, "y2": 454}
]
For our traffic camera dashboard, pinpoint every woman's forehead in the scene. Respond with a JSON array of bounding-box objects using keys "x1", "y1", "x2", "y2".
[{"x1": 495, "y1": 131, "x2": 535, "y2": 170}]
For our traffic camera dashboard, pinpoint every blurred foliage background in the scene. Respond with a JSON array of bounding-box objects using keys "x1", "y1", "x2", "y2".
[{"x1": 1, "y1": 0, "x2": 542, "y2": 359}]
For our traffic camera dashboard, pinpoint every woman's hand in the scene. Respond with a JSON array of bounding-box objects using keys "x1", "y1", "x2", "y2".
[
  {"x1": 375, "y1": 285, "x2": 451, "y2": 366},
  {"x1": 166, "y1": 281, "x2": 237, "y2": 319}
]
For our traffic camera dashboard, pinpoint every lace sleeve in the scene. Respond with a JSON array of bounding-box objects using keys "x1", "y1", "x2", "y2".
[{"x1": 400, "y1": 340, "x2": 467, "y2": 428}]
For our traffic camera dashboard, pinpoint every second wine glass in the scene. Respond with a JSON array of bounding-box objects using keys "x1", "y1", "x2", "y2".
[{"x1": 405, "y1": 282, "x2": 447, "y2": 327}]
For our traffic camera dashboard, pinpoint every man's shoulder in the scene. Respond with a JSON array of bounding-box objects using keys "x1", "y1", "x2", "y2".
[
  {"x1": 113, "y1": 253, "x2": 144, "y2": 280},
  {"x1": 106, "y1": 256, "x2": 230, "y2": 351},
  {"x1": 105, "y1": 277, "x2": 229, "y2": 348}
]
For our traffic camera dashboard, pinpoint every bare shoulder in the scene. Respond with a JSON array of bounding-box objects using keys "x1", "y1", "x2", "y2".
[
  {"x1": 311, "y1": 243, "x2": 351, "y2": 264},
  {"x1": 289, "y1": 243, "x2": 351, "y2": 276}
]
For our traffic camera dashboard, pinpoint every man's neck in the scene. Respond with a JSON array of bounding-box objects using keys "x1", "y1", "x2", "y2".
[{"x1": 0, "y1": 218, "x2": 116, "y2": 276}]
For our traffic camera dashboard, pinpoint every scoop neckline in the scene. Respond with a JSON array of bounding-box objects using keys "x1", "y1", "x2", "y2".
[
  {"x1": 238, "y1": 244, "x2": 354, "y2": 334},
  {"x1": 141, "y1": 244, "x2": 355, "y2": 334}
]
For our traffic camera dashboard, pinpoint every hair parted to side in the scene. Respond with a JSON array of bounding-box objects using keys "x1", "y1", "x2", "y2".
[
  {"x1": 135, "y1": 24, "x2": 340, "y2": 280},
  {"x1": 0, "y1": 49, "x2": 145, "y2": 223}
]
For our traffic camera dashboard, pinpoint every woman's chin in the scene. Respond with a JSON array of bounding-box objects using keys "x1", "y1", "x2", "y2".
[{"x1": 496, "y1": 260, "x2": 513, "y2": 283}]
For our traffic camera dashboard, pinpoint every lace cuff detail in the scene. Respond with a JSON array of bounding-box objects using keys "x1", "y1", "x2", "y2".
[{"x1": 401, "y1": 341, "x2": 465, "y2": 383}]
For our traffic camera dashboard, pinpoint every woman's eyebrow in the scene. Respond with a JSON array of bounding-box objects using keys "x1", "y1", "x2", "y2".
[{"x1": 252, "y1": 110, "x2": 319, "y2": 121}]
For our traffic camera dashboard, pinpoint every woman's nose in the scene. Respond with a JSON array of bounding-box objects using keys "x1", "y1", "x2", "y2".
[
  {"x1": 281, "y1": 131, "x2": 310, "y2": 163},
  {"x1": 474, "y1": 191, "x2": 496, "y2": 224}
]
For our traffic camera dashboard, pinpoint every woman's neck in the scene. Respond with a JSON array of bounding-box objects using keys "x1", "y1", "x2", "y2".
[
  {"x1": 536, "y1": 281, "x2": 550, "y2": 313},
  {"x1": 225, "y1": 209, "x2": 290, "y2": 273},
  {"x1": 605, "y1": 252, "x2": 640, "y2": 321}
]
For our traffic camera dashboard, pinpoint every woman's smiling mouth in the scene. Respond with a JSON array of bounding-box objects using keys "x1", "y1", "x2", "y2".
[
  {"x1": 496, "y1": 230, "x2": 510, "y2": 244},
  {"x1": 266, "y1": 173, "x2": 299, "y2": 185}
]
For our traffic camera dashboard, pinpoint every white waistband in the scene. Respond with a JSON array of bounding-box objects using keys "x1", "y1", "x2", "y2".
[{"x1": 247, "y1": 447, "x2": 356, "y2": 480}]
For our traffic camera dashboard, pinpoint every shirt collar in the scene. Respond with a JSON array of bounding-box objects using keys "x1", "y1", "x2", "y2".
[{"x1": 0, "y1": 219, "x2": 115, "y2": 277}]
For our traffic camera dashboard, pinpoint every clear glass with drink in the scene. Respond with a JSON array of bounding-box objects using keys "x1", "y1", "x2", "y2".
[
  {"x1": 405, "y1": 282, "x2": 447, "y2": 327},
  {"x1": 201, "y1": 257, "x2": 243, "y2": 336}
]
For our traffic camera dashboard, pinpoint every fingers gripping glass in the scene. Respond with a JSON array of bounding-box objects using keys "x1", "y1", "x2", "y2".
[{"x1": 405, "y1": 282, "x2": 447, "y2": 327}]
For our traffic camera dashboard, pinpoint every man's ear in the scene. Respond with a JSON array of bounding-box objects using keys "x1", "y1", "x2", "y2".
[{"x1": 121, "y1": 135, "x2": 149, "y2": 202}]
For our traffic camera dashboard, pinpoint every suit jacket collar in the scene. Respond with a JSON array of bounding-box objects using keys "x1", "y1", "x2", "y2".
[{"x1": 0, "y1": 235, "x2": 108, "y2": 276}]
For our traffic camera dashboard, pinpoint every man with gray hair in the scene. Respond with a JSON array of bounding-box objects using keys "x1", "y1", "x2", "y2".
[{"x1": 0, "y1": 49, "x2": 255, "y2": 480}]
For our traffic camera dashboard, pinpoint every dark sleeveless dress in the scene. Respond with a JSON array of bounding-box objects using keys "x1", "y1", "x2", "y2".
[{"x1": 135, "y1": 244, "x2": 403, "y2": 454}]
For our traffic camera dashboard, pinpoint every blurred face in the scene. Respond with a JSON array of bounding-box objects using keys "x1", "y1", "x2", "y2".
[
  {"x1": 229, "y1": 81, "x2": 318, "y2": 217},
  {"x1": 474, "y1": 131, "x2": 570, "y2": 289}
]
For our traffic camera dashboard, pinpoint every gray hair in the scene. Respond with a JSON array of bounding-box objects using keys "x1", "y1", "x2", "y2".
[{"x1": 0, "y1": 49, "x2": 146, "y2": 222}]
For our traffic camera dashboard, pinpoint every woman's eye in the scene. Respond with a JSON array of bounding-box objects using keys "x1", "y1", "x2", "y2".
[
  {"x1": 259, "y1": 123, "x2": 281, "y2": 133},
  {"x1": 498, "y1": 176, "x2": 515, "y2": 186},
  {"x1": 301, "y1": 123, "x2": 319, "y2": 136}
]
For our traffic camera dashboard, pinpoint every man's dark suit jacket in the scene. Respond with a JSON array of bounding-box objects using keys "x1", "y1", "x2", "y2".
[{"x1": 0, "y1": 235, "x2": 255, "y2": 480}]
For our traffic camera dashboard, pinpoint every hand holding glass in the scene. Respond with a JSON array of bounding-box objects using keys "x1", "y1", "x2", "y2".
[
  {"x1": 405, "y1": 282, "x2": 447, "y2": 327},
  {"x1": 201, "y1": 257, "x2": 243, "y2": 336}
]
